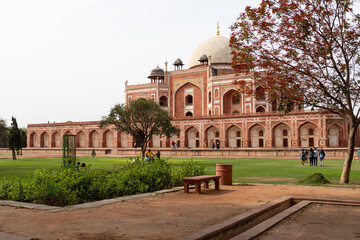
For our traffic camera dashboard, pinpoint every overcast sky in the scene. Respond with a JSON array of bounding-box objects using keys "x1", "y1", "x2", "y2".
[{"x1": 0, "y1": 0, "x2": 262, "y2": 128}]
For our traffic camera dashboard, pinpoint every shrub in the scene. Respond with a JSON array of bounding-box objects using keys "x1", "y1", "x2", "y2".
[
  {"x1": 0, "y1": 158, "x2": 208, "y2": 206},
  {"x1": 171, "y1": 159, "x2": 207, "y2": 186}
]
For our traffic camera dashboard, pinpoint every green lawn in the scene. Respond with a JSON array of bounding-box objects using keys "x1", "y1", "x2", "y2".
[
  {"x1": 1, "y1": 156, "x2": 360, "y2": 186},
  {"x1": 0, "y1": 157, "x2": 130, "y2": 179}
]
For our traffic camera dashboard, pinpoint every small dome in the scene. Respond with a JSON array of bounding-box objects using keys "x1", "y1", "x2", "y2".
[
  {"x1": 199, "y1": 54, "x2": 208, "y2": 61},
  {"x1": 188, "y1": 35, "x2": 232, "y2": 69},
  {"x1": 149, "y1": 66, "x2": 164, "y2": 78},
  {"x1": 173, "y1": 58, "x2": 184, "y2": 66}
]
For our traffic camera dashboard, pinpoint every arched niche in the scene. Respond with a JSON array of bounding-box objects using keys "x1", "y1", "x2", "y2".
[
  {"x1": 226, "y1": 125, "x2": 242, "y2": 148},
  {"x1": 185, "y1": 127, "x2": 199, "y2": 148},
  {"x1": 223, "y1": 89, "x2": 241, "y2": 115},
  {"x1": 205, "y1": 126, "x2": 220, "y2": 148},
  {"x1": 76, "y1": 131, "x2": 86, "y2": 148},
  {"x1": 273, "y1": 123, "x2": 291, "y2": 147},
  {"x1": 249, "y1": 124, "x2": 265, "y2": 147},
  {"x1": 299, "y1": 122, "x2": 318, "y2": 148}
]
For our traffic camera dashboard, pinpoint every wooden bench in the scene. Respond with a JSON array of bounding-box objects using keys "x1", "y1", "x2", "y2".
[{"x1": 182, "y1": 175, "x2": 221, "y2": 193}]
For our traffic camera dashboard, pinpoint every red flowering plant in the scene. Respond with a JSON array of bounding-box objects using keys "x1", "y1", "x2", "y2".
[{"x1": 230, "y1": 0, "x2": 360, "y2": 183}]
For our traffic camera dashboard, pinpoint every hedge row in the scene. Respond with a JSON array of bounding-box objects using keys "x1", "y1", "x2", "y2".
[{"x1": 0, "y1": 158, "x2": 207, "y2": 206}]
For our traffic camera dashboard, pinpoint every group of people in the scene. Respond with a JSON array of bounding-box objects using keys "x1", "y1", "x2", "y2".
[
  {"x1": 144, "y1": 149, "x2": 161, "y2": 162},
  {"x1": 300, "y1": 148, "x2": 325, "y2": 167}
]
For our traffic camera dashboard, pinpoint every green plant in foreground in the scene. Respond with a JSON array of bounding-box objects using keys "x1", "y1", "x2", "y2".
[{"x1": 0, "y1": 157, "x2": 208, "y2": 206}]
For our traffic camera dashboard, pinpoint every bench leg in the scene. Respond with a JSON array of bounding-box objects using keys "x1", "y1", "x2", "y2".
[
  {"x1": 214, "y1": 179, "x2": 220, "y2": 190},
  {"x1": 184, "y1": 182, "x2": 190, "y2": 193},
  {"x1": 195, "y1": 181, "x2": 201, "y2": 193},
  {"x1": 204, "y1": 180, "x2": 209, "y2": 188}
]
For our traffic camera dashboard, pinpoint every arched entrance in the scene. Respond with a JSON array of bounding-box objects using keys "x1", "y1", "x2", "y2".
[
  {"x1": 223, "y1": 89, "x2": 242, "y2": 115},
  {"x1": 250, "y1": 124, "x2": 265, "y2": 147},
  {"x1": 273, "y1": 124, "x2": 291, "y2": 147},
  {"x1": 227, "y1": 125, "x2": 242, "y2": 148},
  {"x1": 51, "y1": 132, "x2": 61, "y2": 147},
  {"x1": 103, "y1": 130, "x2": 114, "y2": 148},
  {"x1": 299, "y1": 122, "x2": 318, "y2": 147},
  {"x1": 40, "y1": 132, "x2": 49, "y2": 147},
  {"x1": 206, "y1": 126, "x2": 220, "y2": 148},
  {"x1": 30, "y1": 132, "x2": 38, "y2": 147},
  {"x1": 185, "y1": 127, "x2": 199, "y2": 148},
  {"x1": 76, "y1": 131, "x2": 86, "y2": 148},
  {"x1": 159, "y1": 96, "x2": 168, "y2": 107},
  {"x1": 89, "y1": 130, "x2": 100, "y2": 148},
  {"x1": 121, "y1": 132, "x2": 128, "y2": 148},
  {"x1": 328, "y1": 125, "x2": 340, "y2": 147}
]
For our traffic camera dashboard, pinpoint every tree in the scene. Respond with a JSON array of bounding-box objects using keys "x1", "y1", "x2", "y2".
[
  {"x1": 20, "y1": 129, "x2": 27, "y2": 149},
  {"x1": 100, "y1": 98, "x2": 179, "y2": 159},
  {"x1": 230, "y1": 0, "x2": 360, "y2": 183},
  {"x1": 7, "y1": 117, "x2": 22, "y2": 160},
  {"x1": 0, "y1": 118, "x2": 7, "y2": 148}
]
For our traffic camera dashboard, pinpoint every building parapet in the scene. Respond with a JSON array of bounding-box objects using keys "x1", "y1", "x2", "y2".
[{"x1": 173, "y1": 110, "x2": 339, "y2": 121}]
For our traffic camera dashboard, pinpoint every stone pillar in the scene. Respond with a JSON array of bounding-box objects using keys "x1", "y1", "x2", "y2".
[
  {"x1": 243, "y1": 121, "x2": 248, "y2": 147},
  {"x1": 200, "y1": 123, "x2": 205, "y2": 147},
  {"x1": 180, "y1": 126, "x2": 185, "y2": 148},
  {"x1": 319, "y1": 116, "x2": 327, "y2": 147},
  {"x1": 220, "y1": 121, "x2": 225, "y2": 148},
  {"x1": 266, "y1": 118, "x2": 272, "y2": 147}
]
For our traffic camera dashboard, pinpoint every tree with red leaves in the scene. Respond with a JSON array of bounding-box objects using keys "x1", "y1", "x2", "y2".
[{"x1": 230, "y1": 0, "x2": 360, "y2": 183}]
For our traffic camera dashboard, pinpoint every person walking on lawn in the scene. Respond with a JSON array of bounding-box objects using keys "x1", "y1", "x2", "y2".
[
  {"x1": 314, "y1": 148, "x2": 319, "y2": 166},
  {"x1": 319, "y1": 149, "x2": 326, "y2": 167}
]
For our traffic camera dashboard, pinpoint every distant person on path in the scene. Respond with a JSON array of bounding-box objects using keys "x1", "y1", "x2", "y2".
[
  {"x1": 305, "y1": 150, "x2": 309, "y2": 166},
  {"x1": 156, "y1": 150, "x2": 161, "y2": 160},
  {"x1": 212, "y1": 142, "x2": 215, "y2": 149},
  {"x1": 216, "y1": 141, "x2": 220, "y2": 149},
  {"x1": 145, "y1": 149, "x2": 153, "y2": 162},
  {"x1": 357, "y1": 148, "x2": 360, "y2": 162},
  {"x1": 319, "y1": 148, "x2": 325, "y2": 167},
  {"x1": 91, "y1": 149, "x2": 96, "y2": 158},
  {"x1": 309, "y1": 148, "x2": 314, "y2": 166},
  {"x1": 300, "y1": 149, "x2": 306, "y2": 166},
  {"x1": 314, "y1": 148, "x2": 319, "y2": 166},
  {"x1": 171, "y1": 141, "x2": 175, "y2": 149}
]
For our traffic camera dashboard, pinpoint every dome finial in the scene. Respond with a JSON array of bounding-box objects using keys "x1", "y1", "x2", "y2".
[{"x1": 217, "y1": 22, "x2": 219, "y2": 35}]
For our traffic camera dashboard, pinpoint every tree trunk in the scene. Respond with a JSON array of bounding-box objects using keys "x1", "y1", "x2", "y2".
[
  {"x1": 141, "y1": 145, "x2": 146, "y2": 160},
  {"x1": 11, "y1": 149, "x2": 16, "y2": 160},
  {"x1": 339, "y1": 122, "x2": 358, "y2": 184}
]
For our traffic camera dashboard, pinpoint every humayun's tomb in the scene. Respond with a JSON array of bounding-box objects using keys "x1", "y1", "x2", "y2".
[{"x1": 25, "y1": 27, "x2": 360, "y2": 158}]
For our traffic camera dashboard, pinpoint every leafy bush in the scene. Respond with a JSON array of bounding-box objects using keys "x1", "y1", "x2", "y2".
[
  {"x1": 0, "y1": 157, "x2": 208, "y2": 206},
  {"x1": 171, "y1": 159, "x2": 207, "y2": 186}
]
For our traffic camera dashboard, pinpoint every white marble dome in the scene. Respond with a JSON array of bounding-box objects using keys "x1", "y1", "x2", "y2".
[{"x1": 188, "y1": 35, "x2": 232, "y2": 69}]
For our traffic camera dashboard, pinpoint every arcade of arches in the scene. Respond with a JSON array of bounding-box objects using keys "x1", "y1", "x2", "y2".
[{"x1": 27, "y1": 118, "x2": 350, "y2": 150}]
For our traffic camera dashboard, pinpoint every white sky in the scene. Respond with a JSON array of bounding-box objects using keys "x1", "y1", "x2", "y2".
[{"x1": 0, "y1": 0, "x2": 261, "y2": 128}]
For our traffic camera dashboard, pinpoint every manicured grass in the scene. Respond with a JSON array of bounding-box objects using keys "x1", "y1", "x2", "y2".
[
  {"x1": 1, "y1": 156, "x2": 360, "y2": 186},
  {"x1": 168, "y1": 157, "x2": 360, "y2": 185},
  {"x1": 0, "y1": 157, "x2": 130, "y2": 179}
]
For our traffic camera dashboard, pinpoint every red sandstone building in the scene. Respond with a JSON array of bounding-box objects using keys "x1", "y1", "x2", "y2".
[{"x1": 27, "y1": 28, "x2": 358, "y2": 157}]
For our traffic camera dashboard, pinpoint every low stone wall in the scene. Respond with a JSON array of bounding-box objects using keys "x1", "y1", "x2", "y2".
[{"x1": 0, "y1": 147, "x2": 354, "y2": 159}]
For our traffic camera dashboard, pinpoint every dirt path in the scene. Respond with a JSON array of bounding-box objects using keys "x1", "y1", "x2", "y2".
[{"x1": 0, "y1": 184, "x2": 359, "y2": 240}]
